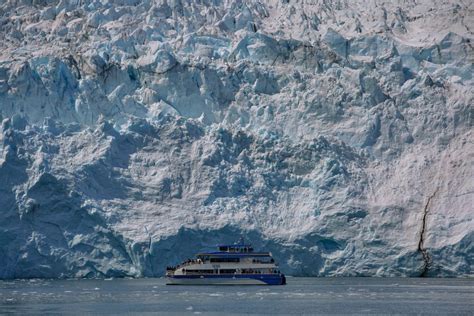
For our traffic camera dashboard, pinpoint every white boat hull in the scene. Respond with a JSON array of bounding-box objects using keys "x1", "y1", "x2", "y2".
[{"x1": 166, "y1": 277, "x2": 268, "y2": 285}]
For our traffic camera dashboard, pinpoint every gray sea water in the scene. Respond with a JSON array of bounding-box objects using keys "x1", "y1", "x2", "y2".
[{"x1": 0, "y1": 277, "x2": 473, "y2": 315}]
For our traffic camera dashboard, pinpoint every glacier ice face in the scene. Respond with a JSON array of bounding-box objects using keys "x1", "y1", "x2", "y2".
[{"x1": 0, "y1": 0, "x2": 473, "y2": 278}]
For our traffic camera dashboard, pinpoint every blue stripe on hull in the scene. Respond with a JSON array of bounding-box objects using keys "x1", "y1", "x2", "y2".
[{"x1": 169, "y1": 274, "x2": 286, "y2": 285}]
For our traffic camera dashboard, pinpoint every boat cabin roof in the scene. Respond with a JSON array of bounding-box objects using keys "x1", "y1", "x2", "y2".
[
  {"x1": 216, "y1": 244, "x2": 254, "y2": 253},
  {"x1": 217, "y1": 243, "x2": 252, "y2": 248},
  {"x1": 196, "y1": 252, "x2": 271, "y2": 258},
  {"x1": 201, "y1": 238, "x2": 267, "y2": 257}
]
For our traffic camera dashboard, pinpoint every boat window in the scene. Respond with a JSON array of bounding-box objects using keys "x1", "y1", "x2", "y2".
[
  {"x1": 251, "y1": 257, "x2": 274, "y2": 264},
  {"x1": 185, "y1": 269, "x2": 214, "y2": 274},
  {"x1": 219, "y1": 269, "x2": 237, "y2": 274},
  {"x1": 210, "y1": 258, "x2": 239, "y2": 263}
]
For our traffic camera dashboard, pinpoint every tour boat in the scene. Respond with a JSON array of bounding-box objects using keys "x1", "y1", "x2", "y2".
[{"x1": 165, "y1": 239, "x2": 286, "y2": 285}]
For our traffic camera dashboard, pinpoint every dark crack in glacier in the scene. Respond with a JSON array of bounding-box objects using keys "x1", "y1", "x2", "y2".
[{"x1": 418, "y1": 188, "x2": 439, "y2": 277}]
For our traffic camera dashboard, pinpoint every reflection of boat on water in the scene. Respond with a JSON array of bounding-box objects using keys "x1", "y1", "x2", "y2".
[{"x1": 165, "y1": 238, "x2": 286, "y2": 285}]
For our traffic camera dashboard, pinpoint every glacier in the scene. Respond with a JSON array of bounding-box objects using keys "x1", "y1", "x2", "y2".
[{"x1": 0, "y1": 0, "x2": 473, "y2": 278}]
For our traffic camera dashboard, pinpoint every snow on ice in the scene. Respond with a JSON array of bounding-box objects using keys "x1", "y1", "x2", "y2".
[{"x1": 0, "y1": 0, "x2": 472, "y2": 278}]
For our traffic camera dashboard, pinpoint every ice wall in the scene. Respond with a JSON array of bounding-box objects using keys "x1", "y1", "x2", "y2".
[{"x1": 0, "y1": 0, "x2": 473, "y2": 278}]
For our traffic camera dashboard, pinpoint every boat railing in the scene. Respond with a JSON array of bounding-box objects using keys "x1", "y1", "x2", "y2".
[
  {"x1": 182, "y1": 271, "x2": 213, "y2": 275},
  {"x1": 172, "y1": 259, "x2": 203, "y2": 270}
]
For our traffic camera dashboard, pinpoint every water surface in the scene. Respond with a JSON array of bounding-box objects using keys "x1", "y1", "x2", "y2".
[{"x1": 1, "y1": 277, "x2": 472, "y2": 315}]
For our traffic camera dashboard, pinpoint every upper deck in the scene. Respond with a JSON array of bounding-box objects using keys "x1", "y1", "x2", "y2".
[
  {"x1": 196, "y1": 252, "x2": 271, "y2": 258},
  {"x1": 217, "y1": 243, "x2": 253, "y2": 252},
  {"x1": 196, "y1": 240, "x2": 271, "y2": 258}
]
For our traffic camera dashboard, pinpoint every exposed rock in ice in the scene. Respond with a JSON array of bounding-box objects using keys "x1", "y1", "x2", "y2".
[{"x1": 0, "y1": 0, "x2": 472, "y2": 278}]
